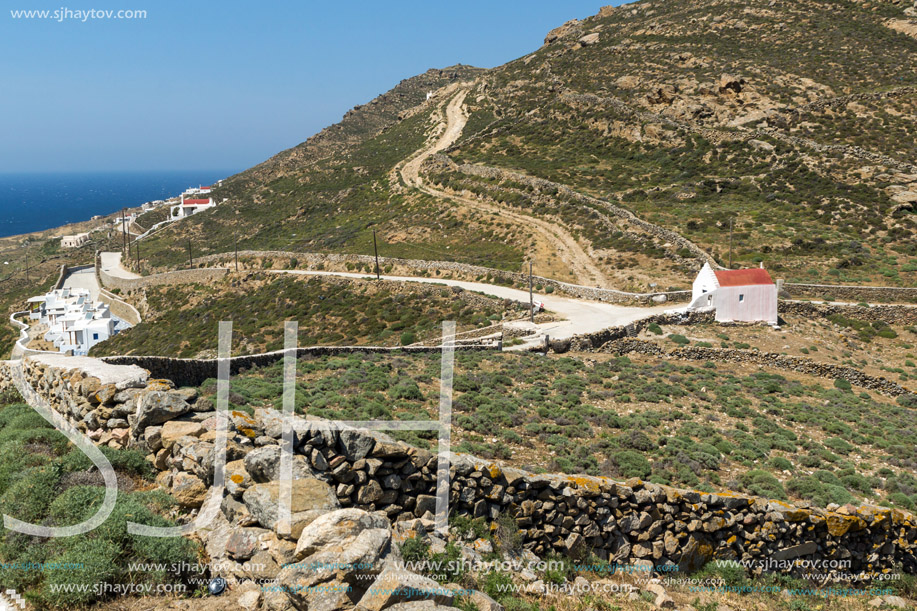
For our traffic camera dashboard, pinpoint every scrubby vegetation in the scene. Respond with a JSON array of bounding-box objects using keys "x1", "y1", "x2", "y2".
[
  {"x1": 90, "y1": 274, "x2": 507, "y2": 358},
  {"x1": 200, "y1": 350, "x2": 917, "y2": 510},
  {"x1": 0, "y1": 402, "x2": 200, "y2": 608}
]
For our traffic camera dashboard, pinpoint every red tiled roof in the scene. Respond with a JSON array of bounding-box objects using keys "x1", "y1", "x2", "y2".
[
  {"x1": 714, "y1": 268, "x2": 774, "y2": 287},
  {"x1": 183, "y1": 199, "x2": 211, "y2": 206}
]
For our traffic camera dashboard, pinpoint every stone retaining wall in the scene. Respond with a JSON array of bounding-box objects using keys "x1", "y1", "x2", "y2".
[
  {"x1": 101, "y1": 345, "x2": 497, "y2": 388},
  {"x1": 782, "y1": 301, "x2": 917, "y2": 326},
  {"x1": 99, "y1": 288, "x2": 143, "y2": 326},
  {"x1": 785, "y1": 284, "x2": 917, "y2": 304},
  {"x1": 195, "y1": 250, "x2": 691, "y2": 305},
  {"x1": 99, "y1": 265, "x2": 229, "y2": 293},
  {"x1": 2, "y1": 355, "x2": 916, "y2": 582},
  {"x1": 596, "y1": 338, "x2": 916, "y2": 399}
]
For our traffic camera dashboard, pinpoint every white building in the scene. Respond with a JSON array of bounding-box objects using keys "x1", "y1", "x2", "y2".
[
  {"x1": 171, "y1": 195, "x2": 215, "y2": 220},
  {"x1": 61, "y1": 233, "x2": 90, "y2": 248},
  {"x1": 687, "y1": 262, "x2": 778, "y2": 325},
  {"x1": 30, "y1": 288, "x2": 116, "y2": 356}
]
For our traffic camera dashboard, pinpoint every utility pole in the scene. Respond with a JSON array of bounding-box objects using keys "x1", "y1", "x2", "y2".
[
  {"x1": 24, "y1": 247, "x2": 30, "y2": 283},
  {"x1": 135, "y1": 239, "x2": 140, "y2": 272},
  {"x1": 529, "y1": 261, "x2": 534, "y2": 323},
  {"x1": 372, "y1": 229, "x2": 380, "y2": 280},
  {"x1": 187, "y1": 239, "x2": 193, "y2": 269},
  {"x1": 728, "y1": 217, "x2": 734, "y2": 269},
  {"x1": 234, "y1": 234, "x2": 239, "y2": 272},
  {"x1": 121, "y1": 208, "x2": 127, "y2": 257}
]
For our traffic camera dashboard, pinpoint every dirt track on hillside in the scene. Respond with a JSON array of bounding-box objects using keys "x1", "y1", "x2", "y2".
[{"x1": 399, "y1": 88, "x2": 610, "y2": 288}]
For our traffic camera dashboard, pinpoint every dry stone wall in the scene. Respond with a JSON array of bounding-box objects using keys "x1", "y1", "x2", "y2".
[
  {"x1": 785, "y1": 284, "x2": 917, "y2": 304},
  {"x1": 194, "y1": 250, "x2": 690, "y2": 305},
  {"x1": 1, "y1": 355, "x2": 916, "y2": 584},
  {"x1": 782, "y1": 301, "x2": 917, "y2": 326},
  {"x1": 99, "y1": 265, "x2": 229, "y2": 293},
  {"x1": 101, "y1": 345, "x2": 496, "y2": 388}
]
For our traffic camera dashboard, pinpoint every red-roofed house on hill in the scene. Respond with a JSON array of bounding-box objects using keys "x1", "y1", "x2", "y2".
[
  {"x1": 688, "y1": 262, "x2": 778, "y2": 324},
  {"x1": 171, "y1": 195, "x2": 215, "y2": 220}
]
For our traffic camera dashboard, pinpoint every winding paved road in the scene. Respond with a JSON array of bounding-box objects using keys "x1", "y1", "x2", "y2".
[{"x1": 270, "y1": 269, "x2": 670, "y2": 341}]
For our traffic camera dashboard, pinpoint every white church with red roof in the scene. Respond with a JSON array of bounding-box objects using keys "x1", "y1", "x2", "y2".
[{"x1": 688, "y1": 262, "x2": 778, "y2": 325}]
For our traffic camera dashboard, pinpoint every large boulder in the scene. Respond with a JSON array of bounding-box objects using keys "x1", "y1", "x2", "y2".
[
  {"x1": 244, "y1": 445, "x2": 316, "y2": 483},
  {"x1": 294, "y1": 508, "x2": 391, "y2": 561},
  {"x1": 133, "y1": 390, "x2": 191, "y2": 432},
  {"x1": 242, "y1": 478, "x2": 340, "y2": 536},
  {"x1": 357, "y1": 567, "x2": 455, "y2": 611},
  {"x1": 160, "y1": 420, "x2": 205, "y2": 451},
  {"x1": 171, "y1": 472, "x2": 208, "y2": 508}
]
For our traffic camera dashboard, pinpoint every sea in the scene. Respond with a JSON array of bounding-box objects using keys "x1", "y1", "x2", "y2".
[{"x1": 0, "y1": 170, "x2": 237, "y2": 238}]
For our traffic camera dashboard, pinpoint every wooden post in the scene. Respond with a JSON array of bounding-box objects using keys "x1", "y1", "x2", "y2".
[
  {"x1": 529, "y1": 261, "x2": 534, "y2": 323},
  {"x1": 728, "y1": 217, "x2": 734, "y2": 269},
  {"x1": 373, "y1": 229, "x2": 380, "y2": 280},
  {"x1": 234, "y1": 234, "x2": 239, "y2": 272},
  {"x1": 188, "y1": 239, "x2": 193, "y2": 269}
]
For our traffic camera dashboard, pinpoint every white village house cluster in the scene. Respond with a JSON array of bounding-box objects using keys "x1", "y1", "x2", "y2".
[{"x1": 26, "y1": 288, "x2": 116, "y2": 356}]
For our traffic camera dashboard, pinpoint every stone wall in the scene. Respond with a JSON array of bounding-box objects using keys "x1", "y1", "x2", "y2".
[
  {"x1": 195, "y1": 250, "x2": 691, "y2": 305},
  {"x1": 595, "y1": 338, "x2": 916, "y2": 399},
  {"x1": 1, "y1": 355, "x2": 916, "y2": 582},
  {"x1": 785, "y1": 283, "x2": 917, "y2": 304},
  {"x1": 782, "y1": 301, "x2": 917, "y2": 326},
  {"x1": 99, "y1": 265, "x2": 229, "y2": 293},
  {"x1": 99, "y1": 288, "x2": 143, "y2": 326},
  {"x1": 101, "y1": 345, "x2": 497, "y2": 388}
]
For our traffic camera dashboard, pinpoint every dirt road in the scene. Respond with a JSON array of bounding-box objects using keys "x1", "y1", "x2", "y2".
[{"x1": 399, "y1": 89, "x2": 610, "y2": 288}]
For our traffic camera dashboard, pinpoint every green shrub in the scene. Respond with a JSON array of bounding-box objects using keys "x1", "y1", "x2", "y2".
[
  {"x1": 400, "y1": 331, "x2": 417, "y2": 346},
  {"x1": 834, "y1": 378, "x2": 852, "y2": 391},
  {"x1": 609, "y1": 450, "x2": 651, "y2": 478},
  {"x1": 668, "y1": 334, "x2": 689, "y2": 345},
  {"x1": 739, "y1": 470, "x2": 786, "y2": 500},
  {"x1": 647, "y1": 323, "x2": 663, "y2": 335}
]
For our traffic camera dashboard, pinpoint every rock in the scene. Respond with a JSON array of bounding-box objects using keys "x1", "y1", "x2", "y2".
[
  {"x1": 226, "y1": 528, "x2": 264, "y2": 560},
  {"x1": 244, "y1": 445, "x2": 315, "y2": 483},
  {"x1": 133, "y1": 390, "x2": 191, "y2": 431},
  {"x1": 358, "y1": 567, "x2": 454, "y2": 611},
  {"x1": 357, "y1": 480, "x2": 384, "y2": 504},
  {"x1": 274, "y1": 567, "x2": 353, "y2": 611},
  {"x1": 578, "y1": 32, "x2": 600, "y2": 46},
  {"x1": 171, "y1": 472, "x2": 208, "y2": 508},
  {"x1": 464, "y1": 590, "x2": 504, "y2": 611},
  {"x1": 340, "y1": 429, "x2": 376, "y2": 462},
  {"x1": 652, "y1": 294, "x2": 667, "y2": 304},
  {"x1": 883, "y1": 595, "x2": 908, "y2": 609},
  {"x1": 246, "y1": 550, "x2": 280, "y2": 582},
  {"x1": 160, "y1": 420, "x2": 205, "y2": 451},
  {"x1": 294, "y1": 508, "x2": 391, "y2": 560},
  {"x1": 226, "y1": 459, "x2": 253, "y2": 498},
  {"x1": 237, "y1": 590, "x2": 262, "y2": 611},
  {"x1": 242, "y1": 479, "x2": 340, "y2": 533}
]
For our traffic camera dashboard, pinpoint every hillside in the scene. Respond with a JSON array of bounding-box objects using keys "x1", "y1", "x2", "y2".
[{"x1": 134, "y1": 0, "x2": 917, "y2": 291}]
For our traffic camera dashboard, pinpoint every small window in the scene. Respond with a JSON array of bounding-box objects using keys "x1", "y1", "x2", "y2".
[
  {"x1": 93, "y1": 333, "x2": 99, "y2": 340},
  {"x1": 739, "y1": 294, "x2": 745, "y2": 302}
]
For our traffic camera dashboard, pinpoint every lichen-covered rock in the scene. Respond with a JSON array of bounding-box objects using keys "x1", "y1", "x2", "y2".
[
  {"x1": 133, "y1": 390, "x2": 191, "y2": 431},
  {"x1": 243, "y1": 479, "x2": 340, "y2": 534}
]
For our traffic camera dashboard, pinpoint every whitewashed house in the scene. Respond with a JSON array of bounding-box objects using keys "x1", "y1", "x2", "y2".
[
  {"x1": 171, "y1": 195, "x2": 215, "y2": 220},
  {"x1": 687, "y1": 262, "x2": 778, "y2": 325},
  {"x1": 60, "y1": 233, "x2": 90, "y2": 248},
  {"x1": 31, "y1": 288, "x2": 116, "y2": 355}
]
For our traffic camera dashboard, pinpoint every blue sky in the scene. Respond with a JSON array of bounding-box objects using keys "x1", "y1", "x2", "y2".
[{"x1": 1, "y1": 0, "x2": 627, "y2": 173}]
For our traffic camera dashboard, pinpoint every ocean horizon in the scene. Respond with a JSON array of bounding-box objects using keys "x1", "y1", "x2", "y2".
[{"x1": 0, "y1": 170, "x2": 237, "y2": 239}]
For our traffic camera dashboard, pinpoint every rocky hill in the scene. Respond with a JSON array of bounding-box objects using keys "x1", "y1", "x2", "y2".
[{"x1": 136, "y1": 0, "x2": 917, "y2": 290}]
